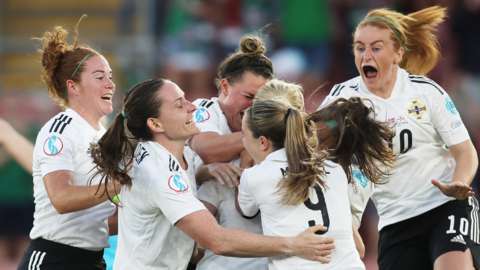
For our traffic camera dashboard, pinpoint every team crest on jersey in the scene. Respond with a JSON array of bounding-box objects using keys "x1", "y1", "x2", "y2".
[
  {"x1": 43, "y1": 134, "x2": 63, "y2": 156},
  {"x1": 194, "y1": 107, "x2": 210, "y2": 123},
  {"x1": 168, "y1": 173, "x2": 189, "y2": 193},
  {"x1": 407, "y1": 99, "x2": 427, "y2": 120},
  {"x1": 445, "y1": 98, "x2": 458, "y2": 115},
  {"x1": 352, "y1": 169, "x2": 368, "y2": 188}
]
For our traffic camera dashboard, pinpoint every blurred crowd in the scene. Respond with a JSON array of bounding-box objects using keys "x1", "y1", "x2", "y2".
[{"x1": 1, "y1": 0, "x2": 479, "y2": 269}]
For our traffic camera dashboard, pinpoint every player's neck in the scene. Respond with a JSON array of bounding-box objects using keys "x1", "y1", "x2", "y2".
[
  {"x1": 155, "y1": 137, "x2": 187, "y2": 169},
  {"x1": 68, "y1": 104, "x2": 102, "y2": 130}
]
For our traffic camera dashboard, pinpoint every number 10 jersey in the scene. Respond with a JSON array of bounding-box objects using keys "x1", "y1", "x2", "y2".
[{"x1": 320, "y1": 68, "x2": 471, "y2": 230}]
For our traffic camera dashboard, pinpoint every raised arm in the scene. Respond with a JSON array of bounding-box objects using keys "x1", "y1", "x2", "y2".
[{"x1": 0, "y1": 118, "x2": 34, "y2": 173}]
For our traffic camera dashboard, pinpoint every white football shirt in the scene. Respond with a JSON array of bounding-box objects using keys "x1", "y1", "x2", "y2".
[
  {"x1": 114, "y1": 141, "x2": 206, "y2": 270},
  {"x1": 238, "y1": 149, "x2": 364, "y2": 270},
  {"x1": 193, "y1": 97, "x2": 265, "y2": 268},
  {"x1": 196, "y1": 181, "x2": 268, "y2": 270},
  {"x1": 320, "y1": 68, "x2": 471, "y2": 230},
  {"x1": 30, "y1": 108, "x2": 116, "y2": 250},
  {"x1": 193, "y1": 97, "x2": 232, "y2": 136}
]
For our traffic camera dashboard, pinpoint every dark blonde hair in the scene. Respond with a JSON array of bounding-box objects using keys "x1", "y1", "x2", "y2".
[
  {"x1": 37, "y1": 15, "x2": 100, "y2": 108},
  {"x1": 355, "y1": 6, "x2": 446, "y2": 74},
  {"x1": 216, "y1": 35, "x2": 274, "y2": 89},
  {"x1": 254, "y1": 79, "x2": 304, "y2": 111},
  {"x1": 307, "y1": 97, "x2": 395, "y2": 184},
  {"x1": 246, "y1": 100, "x2": 326, "y2": 205}
]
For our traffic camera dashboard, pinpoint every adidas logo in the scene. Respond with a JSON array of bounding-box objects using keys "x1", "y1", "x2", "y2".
[{"x1": 450, "y1": 234, "x2": 466, "y2": 245}]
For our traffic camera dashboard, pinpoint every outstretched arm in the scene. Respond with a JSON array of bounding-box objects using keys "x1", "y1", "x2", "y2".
[
  {"x1": 0, "y1": 118, "x2": 34, "y2": 173},
  {"x1": 176, "y1": 209, "x2": 335, "y2": 262}
]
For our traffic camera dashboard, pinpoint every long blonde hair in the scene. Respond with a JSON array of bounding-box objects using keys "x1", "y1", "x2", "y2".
[{"x1": 356, "y1": 6, "x2": 446, "y2": 75}]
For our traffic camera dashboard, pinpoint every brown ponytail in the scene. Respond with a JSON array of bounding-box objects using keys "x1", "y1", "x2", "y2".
[
  {"x1": 36, "y1": 15, "x2": 99, "y2": 108},
  {"x1": 308, "y1": 97, "x2": 395, "y2": 184}
]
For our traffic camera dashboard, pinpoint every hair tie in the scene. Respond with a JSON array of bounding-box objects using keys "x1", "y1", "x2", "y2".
[
  {"x1": 324, "y1": 119, "x2": 337, "y2": 129},
  {"x1": 120, "y1": 110, "x2": 128, "y2": 119},
  {"x1": 284, "y1": 108, "x2": 293, "y2": 122}
]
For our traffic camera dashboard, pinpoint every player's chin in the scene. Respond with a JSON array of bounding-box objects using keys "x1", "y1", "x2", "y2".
[{"x1": 100, "y1": 106, "x2": 114, "y2": 117}]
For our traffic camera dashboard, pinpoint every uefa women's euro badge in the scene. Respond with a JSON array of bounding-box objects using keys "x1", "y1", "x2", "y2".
[
  {"x1": 168, "y1": 173, "x2": 189, "y2": 193},
  {"x1": 43, "y1": 134, "x2": 64, "y2": 156}
]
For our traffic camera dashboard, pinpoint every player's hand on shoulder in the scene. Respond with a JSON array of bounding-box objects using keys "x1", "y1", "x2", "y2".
[
  {"x1": 207, "y1": 162, "x2": 243, "y2": 188},
  {"x1": 432, "y1": 179, "x2": 474, "y2": 200},
  {"x1": 290, "y1": 225, "x2": 335, "y2": 263}
]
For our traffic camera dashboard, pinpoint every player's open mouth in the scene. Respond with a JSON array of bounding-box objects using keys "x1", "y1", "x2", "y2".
[
  {"x1": 101, "y1": 93, "x2": 113, "y2": 101},
  {"x1": 362, "y1": 65, "x2": 378, "y2": 79}
]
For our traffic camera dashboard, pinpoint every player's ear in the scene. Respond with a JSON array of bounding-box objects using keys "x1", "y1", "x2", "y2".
[
  {"x1": 219, "y1": 78, "x2": 230, "y2": 97},
  {"x1": 147, "y1": 117, "x2": 164, "y2": 133},
  {"x1": 259, "y1": 135, "x2": 271, "y2": 152}
]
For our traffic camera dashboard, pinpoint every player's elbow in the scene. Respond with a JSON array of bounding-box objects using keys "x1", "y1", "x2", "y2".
[
  {"x1": 49, "y1": 195, "x2": 74, "y2": 214},
  {"x1": 51, "y1": 200, "x2": 70, "y2": 214}
]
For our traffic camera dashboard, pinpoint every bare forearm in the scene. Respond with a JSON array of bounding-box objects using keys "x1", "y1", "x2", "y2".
[
  {"x1": 451, "y1": 141, "x2": 478, "y2": 185},
  {"x1": 50, "y1": 184, "x2": 111, "y2": 213},
  {"x1": 209, "y1": 227, "x2": 293, "y2": 257},
  {"x1": 191, "y1": 132, "x2": 244, "y2": 163},
  {"x1": 1, "y1": 127, "x2": 33, "y2": 173}
]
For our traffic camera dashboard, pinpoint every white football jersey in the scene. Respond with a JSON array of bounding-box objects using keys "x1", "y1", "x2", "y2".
[
  {"x1": 196, "y1": 181, "x2": 268, "y2": 270},
  {"x1": 193, "y1": 97, "x2": 265, "y2": 268},
  {"x1": 238, "y1": 149, "x2": 364, "y2": 270},
  {"x1": 193, "y1": 97, "x2": 240, "y2": 167},
  {"x1": 193, "y1": 97, "x2": 232, "y2": 136},
  {"x1": 320, "y1": 68, "x2": 471, "y2": 230},
  {"x1": 30, "y1": 108, "x2": 116, "y2": 250},
  {"x1": 114, "y1": 141, "x2": 206, "y2": 270}
]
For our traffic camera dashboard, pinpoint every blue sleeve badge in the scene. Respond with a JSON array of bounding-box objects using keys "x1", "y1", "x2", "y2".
[
  {"x1": 445, "y1": 98, "x2": 458, "y2": 115},
  {"x1": 352, "y1": 169, "x2": 368, "y2": 188},
  {"x1": 168, "y1": 173, "x2": 189, "y2": 193},
  {"x1": 43, "y1": 134, "x2": 64, "y2": 156},
  {"x1": 194, "y1": 107, "x2": 210, "y2": 123}
]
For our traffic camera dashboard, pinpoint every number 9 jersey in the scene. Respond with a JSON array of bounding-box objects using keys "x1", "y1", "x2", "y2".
[
  {"x1": 319, "y1": 68, "x2": 471, "y2": 230},
  {"x1": 238, "y1": 149, "x2": 364, "y2": 270}
]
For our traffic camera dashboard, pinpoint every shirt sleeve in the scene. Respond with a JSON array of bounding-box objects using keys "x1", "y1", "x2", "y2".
[
  {"x1": 193, "y1": 99, "x2": 223, "y2": 134},
  {"x1": 429, "y1": 89, "x2": 470, "y2": 146},
  {"x1": 197, "y1": 181, "x2": 223, "y2": 208},
  {"x1": 38, "y1": 130, "x2": 76, "y2": 177},
  {"x1": 348, "y1": 169, "x2": 374, "y2": 228},
  {"x1": 145, "y1": 159, "x2": 206, "y2": 225},
  {"x1": 237, "y1": 168, "x2": 259, "y2": 217}
]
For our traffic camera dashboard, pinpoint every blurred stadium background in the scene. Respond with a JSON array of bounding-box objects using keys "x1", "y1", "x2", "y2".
[{"x1": 0, "y1": 0, "x2": 478, "y2": 269}]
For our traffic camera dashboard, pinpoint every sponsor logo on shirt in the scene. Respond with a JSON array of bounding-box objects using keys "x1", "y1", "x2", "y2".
[
  {"x1": 168, "y1": 173, "x2": 189, "y2": 193},
  {"x1": 352, "y1": 169, "x2": 368, "y2": 188},
  {"x1": 407, "y1": 98, "x2": 427, "y2": 120},
  {"x1": 43, "y1": 134, "x2": 63, "y2": 156},
  {"x1": 445, "y1": 98, "x2": 458, "y2": 115},
  {"x1": 194, "y1": 107, "x2": 210, "y2": 123}
]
